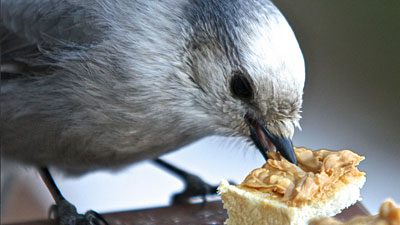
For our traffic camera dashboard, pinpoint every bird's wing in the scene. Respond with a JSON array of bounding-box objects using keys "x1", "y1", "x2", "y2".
[
  {"x1": 1, "y1": 24, "x2": 44, "y2": 79},
  {"x1": 1, "y1": 0, "x2": 106, "y2": 78},
  {"x1": 1, "y1": 0, "x2": 105, "y2": 45}
]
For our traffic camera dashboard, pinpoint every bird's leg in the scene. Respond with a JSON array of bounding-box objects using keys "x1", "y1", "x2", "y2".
[
  {"x1": 152, "y1": 159, "x2": 223, "y2": 205},
  {"x1": 38, "y1": 167, "x2": 109, "y2": 225}
]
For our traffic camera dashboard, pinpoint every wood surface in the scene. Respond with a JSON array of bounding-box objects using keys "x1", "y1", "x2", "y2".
[{"x1": 3, "y1": 201, "x2": 369, "y2": 225}]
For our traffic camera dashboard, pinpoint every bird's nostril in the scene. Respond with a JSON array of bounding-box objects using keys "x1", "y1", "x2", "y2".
[{"x1": 244, "y1": 112, "x2": 256, "y2": 125}]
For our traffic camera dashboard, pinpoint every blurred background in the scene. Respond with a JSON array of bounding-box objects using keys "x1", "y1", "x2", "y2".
[{"x1": 1, "y1": 0, "x2": 399, "y2": 223}]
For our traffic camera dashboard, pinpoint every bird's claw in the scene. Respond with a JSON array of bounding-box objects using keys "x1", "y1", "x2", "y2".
[
  {"x1": 171, "y1": 172, "x2": 218, "y2": 205},
  {"x1": 49, "y1": 199, "x2": 109, "y2": 225},
  {"x1": 153, "y1": 158, "x2": 231, "y2": 205},
  {"x1": 82, "y1": 210, "x2": 109, "y2": 225}
]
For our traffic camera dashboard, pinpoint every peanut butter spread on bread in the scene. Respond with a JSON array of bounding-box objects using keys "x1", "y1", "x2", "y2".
[
  {"x1": 310, "y1": 200, "x2": 400, "y2": 225},
  {"x1": 240, "y1": 147, "x2": 365, "y2": 207}
]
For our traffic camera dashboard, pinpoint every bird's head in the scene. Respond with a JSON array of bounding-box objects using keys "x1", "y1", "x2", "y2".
[{"x1": 182, "y1": 0, "x2": 305, "y2": 164}]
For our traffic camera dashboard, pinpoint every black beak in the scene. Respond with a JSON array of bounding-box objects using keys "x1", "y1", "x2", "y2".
[{"x1": 245, "y1": 114, "x2": 297, "y2": 165}]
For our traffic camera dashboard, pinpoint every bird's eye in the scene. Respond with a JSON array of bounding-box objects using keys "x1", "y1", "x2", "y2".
[{"x1": 230, "y1": 72, "x2": 253, "y2": 100}]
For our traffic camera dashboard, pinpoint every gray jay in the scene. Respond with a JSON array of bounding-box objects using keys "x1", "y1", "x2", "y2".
[{"x1": 1, "y1": 0, "x2": 305, "y2": 224}]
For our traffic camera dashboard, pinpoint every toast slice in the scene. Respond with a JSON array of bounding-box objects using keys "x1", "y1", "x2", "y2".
[
  {"x1": 218, "y1": 147, "x2": 366, "y2": 225},
  {"x1": 309, "y1": 199, "x2": 400, "y2": 225}
]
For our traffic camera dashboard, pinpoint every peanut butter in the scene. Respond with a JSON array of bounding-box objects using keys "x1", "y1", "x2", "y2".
[
  {"x1": 309, "y1": 200, "x2": 400, "y2": 225},
  {"x1": 240, "y1": 147, "x2": 365, "y2": 207}
]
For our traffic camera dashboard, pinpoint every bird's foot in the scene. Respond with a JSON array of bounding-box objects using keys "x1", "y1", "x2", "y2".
[
  {"x1": 171, "y1": 171, "x2": 218, "y2": 205},
  {"x1": 49, "y1": 199, "x2": 109, "y2": 225},
  {"x1": 153, "y1": 159, "x2": 234, "y2": 205}
]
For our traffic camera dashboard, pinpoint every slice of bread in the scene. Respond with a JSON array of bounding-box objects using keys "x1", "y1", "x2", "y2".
[
  {"x1": 218, "y1": 147, "x2": 366, "y2": 225},
  {"x1": 309, "y1": 199, "x2": 400, "y2": 225}
]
